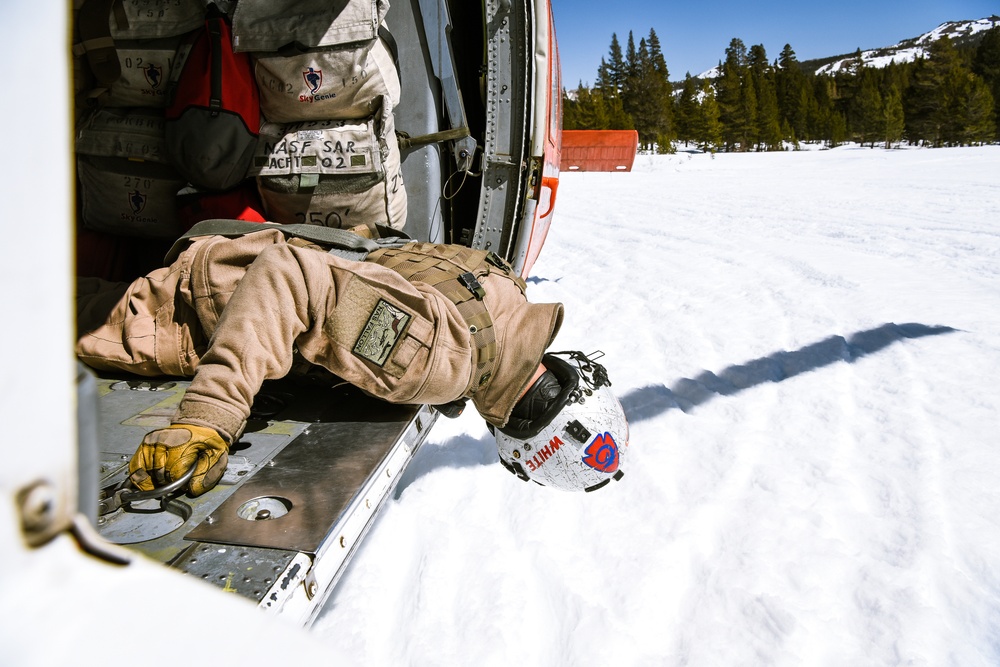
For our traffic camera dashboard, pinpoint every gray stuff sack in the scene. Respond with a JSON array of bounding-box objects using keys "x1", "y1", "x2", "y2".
[{"x1": 75, "y1": 108, "x2": 184, "y2": 239}]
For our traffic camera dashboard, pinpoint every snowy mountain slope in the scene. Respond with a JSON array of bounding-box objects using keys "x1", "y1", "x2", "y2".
[
  {"x1": 312, "y1": 145, "x2": 1000, "y2": 666},
  {"x1": 691, "y1": 16, "x2": 999, "y2": 80},
  {"x1": 814, "y1": 16, "x2": 1000, "y2": 74}
]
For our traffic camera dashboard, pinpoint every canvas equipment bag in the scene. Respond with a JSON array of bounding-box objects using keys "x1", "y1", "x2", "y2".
[
  {"x1": 74, "y1": 0, "x2": 205, "y2": 109},
  {"x1": 76, "y1": 108, "x2": 185, "y2": 239},
  {"x1": 251, "y1": 108, "x2": 406, "y2": 230},
  {"x1": 252, "y1": 32, "x2": 400, "y2": 123},
  {"x1": 105, "y1": 0, "x2": 206, "y2": 41},
  {"x1": 229, "y1": 0, "x2": 389, "y2": 53},
  {"x1": 164, "y1": 5, "x2": 261, "y2": 192},
  {"x1": 89, "y1": 35, "x2": 186, "y2": 108},
  {"x1": 230, "y1": 0, "x2": 399, "y2": 122}
]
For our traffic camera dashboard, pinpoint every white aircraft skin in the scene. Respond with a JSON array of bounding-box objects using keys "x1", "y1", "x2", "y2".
[{"x1": 0, "y1": 3, "x2": 339, "y2": 663}]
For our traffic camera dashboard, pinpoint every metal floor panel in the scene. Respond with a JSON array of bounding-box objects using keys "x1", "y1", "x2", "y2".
[
  {"x1": 90, "y1": 372, "x2": 437, "y2": 617},
  {"x1": 186, "y1": 417, "x2": 417, "y2": 553}
]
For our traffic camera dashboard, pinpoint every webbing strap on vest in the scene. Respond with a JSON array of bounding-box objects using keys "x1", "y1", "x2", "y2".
[
  {"x1": 163, "y1": 218, "x2": 405, "y2": 264},
  {"x1": 368, "y1": 243, "x2": 525, "y2": 393}
]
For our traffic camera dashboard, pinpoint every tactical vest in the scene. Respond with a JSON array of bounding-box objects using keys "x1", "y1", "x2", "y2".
[
  {"x1": 169, "y1": 220, "x2": 528, "y2": 395},
  {"x1": 366, "y1": 243, "x2": 527, "y2": 394}
]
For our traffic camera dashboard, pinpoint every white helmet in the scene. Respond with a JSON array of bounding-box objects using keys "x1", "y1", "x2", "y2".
[{"x1": 495, "y1": 351, "x2": 629, "y2": 492}]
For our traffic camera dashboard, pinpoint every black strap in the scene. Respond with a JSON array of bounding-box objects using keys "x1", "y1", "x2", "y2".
[{"x1": 208, "y1": 17, "x2": 223, "y2": 115}]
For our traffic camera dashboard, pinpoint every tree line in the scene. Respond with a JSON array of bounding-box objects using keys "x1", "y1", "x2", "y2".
[{"x1": 563, "y1": 26, "x2": 1000, "y2": 151}]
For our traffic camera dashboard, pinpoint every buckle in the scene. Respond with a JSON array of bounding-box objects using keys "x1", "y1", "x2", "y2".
[
  {"x1": 486, "y1": 252, "x2": 511, "y2": 271},
  {"x1": 458, "y1": 272, "x2": 486, "y2": 300}
]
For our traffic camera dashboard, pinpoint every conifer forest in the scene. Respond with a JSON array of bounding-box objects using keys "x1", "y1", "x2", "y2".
[{"x1": 562, "y1": 26, "x2": 1000, "y2": 151}]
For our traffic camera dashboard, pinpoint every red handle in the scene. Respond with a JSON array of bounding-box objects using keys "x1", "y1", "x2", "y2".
[{"x1": 538, "y1": 176, "x2": 559, "y2": 219}]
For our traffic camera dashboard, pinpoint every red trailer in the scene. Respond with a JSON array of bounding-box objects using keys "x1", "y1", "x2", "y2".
[{"x1": 560, "y1": 130, "x2": 639, "y2": 172}]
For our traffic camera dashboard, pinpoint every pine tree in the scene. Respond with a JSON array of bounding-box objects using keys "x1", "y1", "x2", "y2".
[
  {"x1": 621, "y1": 31, "x2": 641, "y2": 124},
  {"x1": 605, "y1": 93, "x2": 634, "y2": 130},
  {"x1": 882, "y1": 85, "x2": 905, "y2": 148},
  {"x1": 958, "y1": 73, "x2": 996, "y2": 145},
  {"x1": 717, "y1": 38, "x2": 751, "y2": 150},
  {"x1": 778, "y1": 43, "x2": 798, "y2": 70},
  {"x1": 908, "y1": 35, "x2": 997, "y2": 146},
  {"x1": 562, "y1": 85, "x2": 582, "y2": 130},
  {"x1": 883, "y1": 61, "x2": 909, "y2": 101},
  {"x1": 972, "y1": 26, "x2": 1000, "y2": 140},
  {"x1": 674, "y1": 74, "x2": 700, "y2": 145},
  {"x1": 756, "y1": 73, "x2": 783, "y2": 150},
  {"x1": 597, "y1": 34, "x2": 626, "y2": 97},
  {"x1": 563, "y1": 83, "x2": 610, "y2": 130},
  {"x1": 833, "y1": 49, "x2": 864, "y2": 138},
  {"x1": 906, "y1": 36, "x2": 963, "y2": 145},
  {"x1": 646, "y1": 28, "x2": 674, "y2": 151},
  {"x1": 794, "y1": 81, "x2": 815, "y2": 141},
  {"x1": 628, "y1": 37, "x2": 655, "y2": 147},
  {"x1": 828, "y1": 111, "x2": 847, "y2": 147},
  {"x1": 844, "y1": 48, "x2": 865, "y2": 78},
  {"x1": 697, "y1": 80, "x2": 723, "y2": 152},
  {"x1": 747, "y1": 44, "x2": 781, "y2": 150},
  {"x1": 716, "y1": 57, "x2": 740, "y2": 150},
  {"x1": 776, "y1": 43, "x2": 806, "y2": 139},
  {"x1": 595, "y1": 57, "x2": 612, "y2": 95},
  {"x1": 747, "y1": 44, "x2": 768, "y2": 77},
  {"x1": 588, "y1": 33, "x2": 636, "y2": 132},
  {"x1": 854, "y1": 68, "x2": 884, "y2": 147},
  {"x1": 741, "y1": 66, "x2": 760, "y2": 149},
  {"x1": 782, "y1": 118, "x2": 799, "y2": 149}
]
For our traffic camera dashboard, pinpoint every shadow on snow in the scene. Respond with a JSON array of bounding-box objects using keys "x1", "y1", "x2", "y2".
[
  {"x1": 394, "y1": 323, "x2": 957, "y2": 493},
  {"x1": 619, "y1": 322, "x2": 957, "y2": 422}
]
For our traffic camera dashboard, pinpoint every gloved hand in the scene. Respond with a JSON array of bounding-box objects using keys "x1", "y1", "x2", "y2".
[{"x1": 128, "y1": 424, "x2": 229, "y2": 497}]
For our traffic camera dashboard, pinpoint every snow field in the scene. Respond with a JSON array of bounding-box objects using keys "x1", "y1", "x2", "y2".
[{"x1": 314, "y1": 144, "x2": 1000, "y2": 666}]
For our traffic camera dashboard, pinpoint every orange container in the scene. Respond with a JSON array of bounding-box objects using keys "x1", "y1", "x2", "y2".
[{"x1": 559, "y1": 130, "x2": 639, "y2": 172}]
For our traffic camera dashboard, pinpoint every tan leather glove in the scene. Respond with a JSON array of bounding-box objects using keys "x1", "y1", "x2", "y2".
[{"x1": 128, "y1": 424, "x2": 229, "y2": 497}]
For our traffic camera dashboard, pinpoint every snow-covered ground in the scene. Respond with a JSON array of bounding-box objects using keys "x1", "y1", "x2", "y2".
[{"x1": 313, "y1": 144, "x2": 1000, "y2": 666}]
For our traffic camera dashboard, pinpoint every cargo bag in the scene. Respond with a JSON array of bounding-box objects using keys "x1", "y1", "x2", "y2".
[
  {"x1": 90, "y1": 35, "x2": 186, "y2": 108},
  {"x1": 231, "y1": 0, "x2": 399, "y2": 122},
  {"x1": 164, "y1": 5, "x2": 261, "y2": 192},
  {"x1": 74, "y1": 0, "x2": 206, "y2": 109},
  {"x1": 251, "y1": 109, "x2": 406, "y2": 230},
  {"x1": 230, "y1": 0, "x2": 389, "y2": 53},
  {"x1": 76, "y1": 108, "x2": 185, "y2": 239},
  {"x1": 253, "y1": 33, "x2": 400, "y2": 123}
]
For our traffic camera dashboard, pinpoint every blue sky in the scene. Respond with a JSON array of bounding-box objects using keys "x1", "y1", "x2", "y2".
[{"x1": 549, "y1": 0, "x2": 999, "y2": 86}]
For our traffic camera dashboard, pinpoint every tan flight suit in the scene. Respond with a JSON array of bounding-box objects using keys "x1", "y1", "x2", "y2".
[{"x1": 76, "y1": 229, "x2": 563, "y2": 443}]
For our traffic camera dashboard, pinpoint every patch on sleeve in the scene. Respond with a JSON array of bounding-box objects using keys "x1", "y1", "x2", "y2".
[{"x1": 353, "y1": 299, "x2": 412, "y2": 366}]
